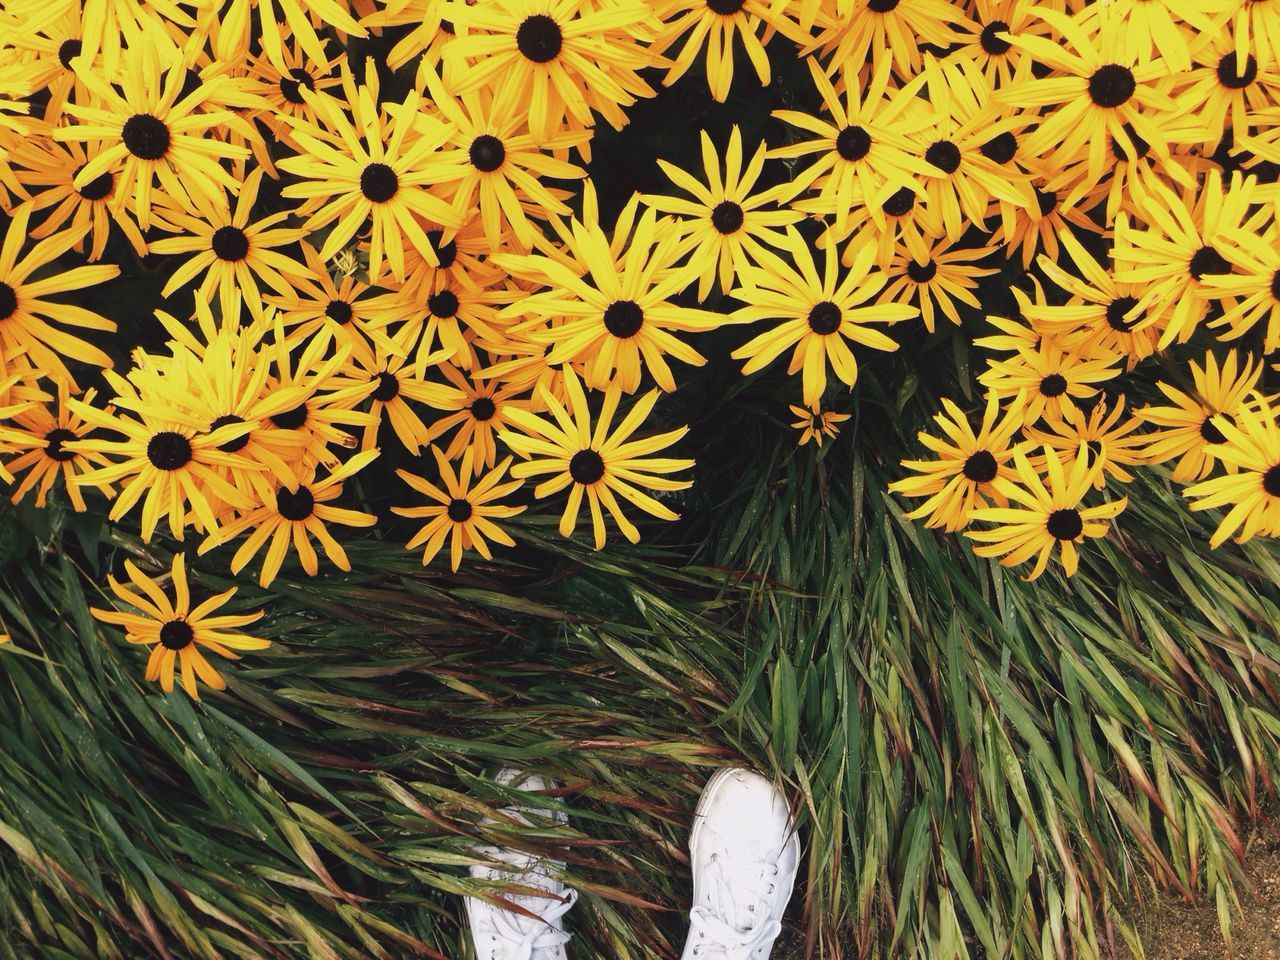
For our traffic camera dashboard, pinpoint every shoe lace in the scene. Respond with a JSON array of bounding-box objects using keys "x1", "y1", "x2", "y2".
[
  {"x1": 687, "y1": 852, "x2": 782, "y2": 960},
  {"x1": 478, "y1": 887, "x2": 578, "y2": 960}
]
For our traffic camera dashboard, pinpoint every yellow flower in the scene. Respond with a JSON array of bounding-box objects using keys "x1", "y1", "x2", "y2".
[
  {"x1": 277, "y1": 63, "x2": 464, "y2": 283},
  {"x1": 1185, "y1": 395, "x2": 1280, "y2": 548},
  {"x1": 149, "y1": 169, "x2": 309, "y2": 324},
  {"x1": 642, "y1": 126, "x2": 801, "y2": 302},
  {"x1": 91, "y1": 554, "x2": 267, "y2": 701},
  {"x1": 1023, "y1": 396, "x2": 1147, "y2": 491},
  {"x1": 730, "y1": 230, "x2": 912, "y2": 406},
  {"x1": 879, "y1": 232, "x2": 999, "y2": 333},
  {"x1": 203, "y1": 450, "x2": 379, "y2": 587},
  {"x1": 500, "y1": 368, "x2": 692, "y2": 548},
  {"x1": 788, "y1": 403, "x2": 849, "y2": 448},
  {"x1": 56, "y1": 45, "x2": 253, "y2": 228},
  {"x1": 968, "y1": 444, "x2": 1127, "y2": 581},
  {"x1": 394, "y1": 447, "x2": 525, "y2": 570},
  {"x1": 497, "y1": 187, "x2": 722, "y2": 393},
  {"x1": 1138, "y1": 351, "x2": 1263, "y2": 484},
  {"x1": 890, "y1": 392, "x2": 1026, "y2": 533},
  {"x1": 0, "y1": 202, "x2": 119, "y2": 387},
  {"x1": 979, "y1": 338, "x2": 1120, "y2": 426},
  {"x1": 3, "y1": 383, "x2": 114, "y2": 511}
]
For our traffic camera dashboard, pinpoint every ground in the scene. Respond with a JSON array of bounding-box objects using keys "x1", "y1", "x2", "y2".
[{"x1": 1134, "y1": 825, "x2": 1280, "y2": 960}]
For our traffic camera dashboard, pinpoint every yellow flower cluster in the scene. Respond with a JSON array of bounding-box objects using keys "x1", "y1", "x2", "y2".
[{"x1": 0, "y1": 0, "x2": 1274, "y2": 700}]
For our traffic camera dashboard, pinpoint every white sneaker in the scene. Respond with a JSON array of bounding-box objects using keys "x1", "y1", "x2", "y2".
[
  {"x1": 465, "y1": 769, "x2": 578, "y2": 960},
  {"x1": 680, "y1": 768, "x2": 800, "y2": 960}
]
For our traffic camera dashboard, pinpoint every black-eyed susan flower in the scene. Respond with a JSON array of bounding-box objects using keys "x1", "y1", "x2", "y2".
[
  {"x1": 332, "y1": 328, "x2": 463, "y2": 454},
  {"x1": 1138, "y1": 351, "x2": 1263, "y2": 483},
  {"x1": 425, "y1": 362, "x2": 531, "y2": 475},
  {"x1": 91, "y1": 554, "x2": 267, "y2": 701},
  {"x1": 1174, "y1": 32, "x2": 1280, "y2": 152},
  {"x1": 953, "y1": 0, "x2": 1049, "y2": 89},
  {"x1": 730, "y1": 231, "x2": 914, "y2": 406},
  {"x1": 422, "y1": 67, "x2": 587, "y2": 251},
  {"x1": 979, "y1": 338, "x2": 1121, "y2": 426},
  {"x1": 789, "y1": 403, "x2": 849, "y2": 448},
  {"x1": 1201, "y1": 217, "x2": 1280, "y2": 353},
  {"x1": 394, "y1": 446, "x2": 525, "y2": 570},
  {"x1": 3, "y1": 383, "x2": 114, "y2": 510},
  {"x1": 500, "y1": 368, "x2": 691, "y2": 548},
  {"x1": 1184, "y1": 395, "x2": 1280, "y2": 547},
  {"x1": 967, "y1": 444, "x2": 1127, "y2": 580},
  {"x1": 0, "y1": 201, "x2": 118, "y2": 386},
  {"x1": 270, "y1": 241, "x2": 403, "y2": 351},
  {"x1": 642, "y1": 126, "x2": 801, "y2": 302},
  {"x1": 278, "y1": 63, "x2": 464, "y2": 282},
  {"x1": 399, "y1": 273, "x2": 511, "y2": 375},
  {"x1": 1024, "y1": 396, "x2": 1147, "y2": 490},
  {"x1": 769, "y1": 58, "x2": 937, "y2": 238},
  {"x1": 1112, "y1": 170, "x2": 1255, "y2": 348},
  {"x1": 443, "y1": 0, "x2": 662, "y2": 145},
  {"x1": 651, "y1": 0, "x2": 805, "y2": 103},
  {"x1": 889, "y1": 392, "x2": 1027, "y2": 532},
  {"x1": 998, "y1": 6, "x2": 1178, "y2": 185},
  {"x1": 806, "y1": 0, "x2": 970, "y2": 77},
  {"x1": 9, "y1": 137, "x2": 147, "y2": 262},
  {"x1": 1029, "y1": 230, "x2": 1160, "y2": 368},
  {"x1": 205, "y1": 449, "x2": 379, "y2": 587},
  {"x1": 69, "y1": 371, "x2": 258, "y2": 541},
  {"x1": 242, "y1": 41, "x2": 346, "y2": 143},
  {"x1": 57, "y1": 47, "x2": 253, "y2": 228},
  {"x1": 989, "y1": 168, "x2": 1101, "y2": 270},
  {"x1": 879, "y1": 233, "x2": 998, "y2": 333},
  {"x1": 498, "y1": 189, "x2": 722, "y2": 393},
  {"x1": 149, "y1": 169, "x2": 309, "y2": 324}
]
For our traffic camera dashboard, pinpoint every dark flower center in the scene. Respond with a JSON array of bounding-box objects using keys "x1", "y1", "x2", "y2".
[
  {"x1": 706, "y1": 0, "x2": 746, "y2": 12},
  {"x1": 980, "y1": 20, "x2": 1012, "y2": 55},
  {"x1": 925, "y1": 140, "x2": 962, "y2": 174},
  {"x1": 1105, "y1": 295, "x2": 1142, "y2": 331},
  {"x1": 1088, "y1": 64, "x2": 1136, "y2": 107},
  {"x1": 1200, "y1": 412, "x2": 1234, "y2": 444},
  {"x1": 360, "y1": 162, "x2": 399, "y2": 203},
  {"x1": 1035, "y1": 188, "x2": 1058, "y2": 216},
  {"x1": 807, "y1": 301, "x2": 842, "y2": 335},
  {"x1": 159, "y1": 619, "x2": 194, "y2": 650},
  {"x1": 907, "y1": 260, "x2": 937, "y2": 283},
  {"x1": 516, "y1": 14, "x2": 563, "y2": 63},
  {"x1": 447, "y1": 498, "x2": 473, "y2": 522},
  {"x1": 1263, "y1": 464, "x2": 1280, "y2": 497},
  {"x1": 146, "y1": 431, "x2": 193, "y2": 470},
  {"x1": 962, "y1": 450, "x2": 998, "y2": 483},
  {"x1": 209, "y1": 413, "x2": 250, "y2": 453},
  {"x1": 1217, "y1": 52, "x2": 1258, "y2": 90},
  {"x1": 0, "y1": 282, "x2": 16, "y2": 320},
  {"x1": 371, "y1": 371, "x2": 400, "y2": 402},
  {"x1": 271, "y1": 403, "x2": 308, "y2": 429},
  {"x1": 604, "y1": 300, "x2": 644, "y2": 338},
  {"x1": 121, "y1": 114, "x2": 171, "y2": 160},
  {"x1": 1046, "y1": 508, "x2": 1083, "y2": 541},
  {"x1": 711, "y1": 200, "x2": 745, "y2": 234},
  {"x1": 279, "y1": 67, "x2": 315, "y2": 104},
  {"x1": 882, "y1": 187, "x2": 915, "y2": 217},
  {"x1": 427, "y1": 230, "x2": 458, "y2": 268},
  {"x1": 979, "y1": 132, "x2": 1017, "y2": 164},
  {"x1": 58, "y1": 38, "x2": 82, "y2": 68},
  {"x1": 1189, "y1": 245, "x2": 1230, "y2": 280},
  {"x1": 428, "y1": 289, "x2": 460, "y2": 318},
  {"x1": 75, "y1": 164, "x2": 114, "y2": 201},
  {"x1": 325, "y1": 299, "x2": 353, "y2": 323},
  {"x1": 44, "y1": 427, "x2": 78, "y2": 462},
  {"x1": 569, "y1": 449, "x2": 605, "y2": 485},
  {"x1": 470, "y1": 397, "x2": 496, "y2": 421},
  {"x1": 836, "y1": 125, "x2": 872, "y2": 162},
  {"x1": 1039, "y1": 373, "x2": 1068, "y2": 397},
  {"x1": 1110, "y1": 122, "x2": 1151, "y2": 161},
  {"x1": 277, "y1": 485, "x2": 315, "y2": 521},
  {"x1": 1271, "y1": 269, "x2": 1280, "y2": 302},
  {"x1": 211, "y1": 225, "x2": 250, "y2": 262},
  {"x1": 867, "y1": 0, "x2": 899, "y2": 11},
  {"x1": 469, "y1": 134, "x2": 506, "y2": 172}
]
